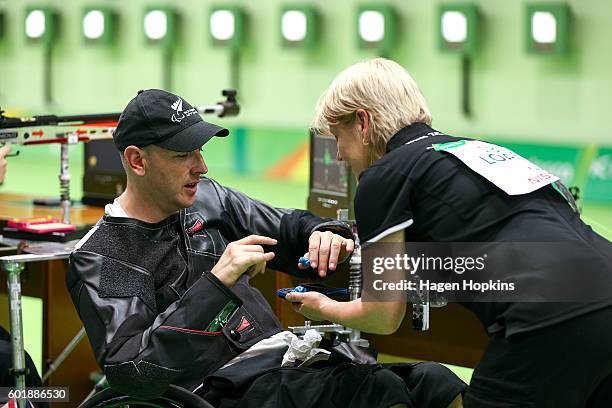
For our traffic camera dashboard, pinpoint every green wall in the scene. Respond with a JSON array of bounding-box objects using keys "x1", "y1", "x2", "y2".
[{"x1": 0, "y1": 0, "x2": 611, "y2": 144}]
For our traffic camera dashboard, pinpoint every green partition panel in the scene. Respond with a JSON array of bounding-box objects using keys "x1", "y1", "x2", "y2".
[
  {"x1": 495, "y1": 141, "x2": 582, "y2": 186},
  {"x1": 584, "y1": 147, "x2": 612, "y2": 203}
]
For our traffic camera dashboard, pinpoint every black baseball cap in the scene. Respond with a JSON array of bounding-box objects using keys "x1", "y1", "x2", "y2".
[{"x1": 113, "y1": 89, "x2": 229, "y2": 152}]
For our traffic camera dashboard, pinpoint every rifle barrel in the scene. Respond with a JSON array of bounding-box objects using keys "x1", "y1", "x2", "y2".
[
  {"x1": 0, "y1": 113, "x2": 121, "y2": 129},
  {"x1": 0, "y1": 88, "x2": 239, "y2": 130},
  {"x1": 53, "y1": 113, "x2": 121, "y2": 124}
]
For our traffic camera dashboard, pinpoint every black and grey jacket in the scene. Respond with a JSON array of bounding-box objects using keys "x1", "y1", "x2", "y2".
[{"x1": 67, "y1": 177, "x2": 351, "y2": 399}]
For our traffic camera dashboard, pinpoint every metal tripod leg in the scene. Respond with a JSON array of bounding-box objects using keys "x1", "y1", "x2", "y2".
[
  {"x1": 42, "y1": 327, "x2": 86, "y2": 383},
  {"x1": 4, "y1": 260, "x2": 27, "y2": 408}
]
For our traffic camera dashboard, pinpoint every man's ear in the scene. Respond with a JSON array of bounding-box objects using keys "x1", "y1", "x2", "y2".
[
  {"x1": 123, "y1": 146, "x2": 147, "y2": 177},
  {"x1": 355, "y1": 109, "x2": 371, "y2": 144}
]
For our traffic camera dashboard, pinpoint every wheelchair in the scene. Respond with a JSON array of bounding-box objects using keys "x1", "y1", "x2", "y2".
[
  {"x1": 67, "y1": 213, "x2": 401, "y2": 407},
  {"x1": 78, "y1": 384, "x2": 214, "y2": 408}
]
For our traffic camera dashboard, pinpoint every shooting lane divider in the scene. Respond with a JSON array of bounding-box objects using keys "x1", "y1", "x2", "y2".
[{"x1": 233, "y1": 127, "x2": 247, "y2": 175}]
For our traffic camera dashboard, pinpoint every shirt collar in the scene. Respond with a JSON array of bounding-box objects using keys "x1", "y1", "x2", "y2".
[
  {"x1": 105, "y1": 198, "x2": 130, "y2": 218},
  {"x1": 386, "y1": 123, "x2": 439, "y2": 153}
]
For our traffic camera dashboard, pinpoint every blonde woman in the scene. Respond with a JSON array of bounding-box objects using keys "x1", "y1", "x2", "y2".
[{"x1": 287, "y1": 58, "x2": 612, "y2": 408}]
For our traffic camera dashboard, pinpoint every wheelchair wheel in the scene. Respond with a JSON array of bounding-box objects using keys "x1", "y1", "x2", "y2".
[{"x1": 79, "y1": 384, "x2": 214, "y2": 408}]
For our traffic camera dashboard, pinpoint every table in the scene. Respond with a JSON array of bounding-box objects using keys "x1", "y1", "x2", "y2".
[{"x1": 0, "y1": 193, "x2": 104, "y2": 407}]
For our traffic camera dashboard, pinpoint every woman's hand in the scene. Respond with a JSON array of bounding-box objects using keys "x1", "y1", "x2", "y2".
[
  {"x1": 285, "y1": 291, "x2": 336, "y2": 322},
  {"x1": 298, "y1": 231, "x2": 354, "y2": 278}
]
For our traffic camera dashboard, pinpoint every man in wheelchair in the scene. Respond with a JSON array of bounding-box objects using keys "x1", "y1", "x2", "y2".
[{"x1": 67, "y1": 90, "x2": 466, "y2": 407}]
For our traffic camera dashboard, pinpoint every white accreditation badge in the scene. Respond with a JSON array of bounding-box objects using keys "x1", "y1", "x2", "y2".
[{"x1": 431, "y1": 140, "x2": 559, "y2": 195}]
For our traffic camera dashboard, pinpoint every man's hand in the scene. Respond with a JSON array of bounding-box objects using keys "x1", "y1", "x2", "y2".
[
  {"x1": 211, "y1": 235, "x2": 277, "y2": 287},
  {"x1": 299, "y1": 231, "x2": 354, "y2": 278},
  {"x1": 0, "y1": 145, "x2": 11, "y2": 185},
  {"x1": 285, "y1": 291, "x2": 336, "y2": 322}
]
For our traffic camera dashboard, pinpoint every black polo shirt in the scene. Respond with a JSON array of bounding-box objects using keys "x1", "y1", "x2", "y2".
[{"x1": 355, "y1": 123, "x2": 612, "y2": 337}]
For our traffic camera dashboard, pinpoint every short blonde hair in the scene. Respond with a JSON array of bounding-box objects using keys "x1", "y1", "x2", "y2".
[{"x1": 312, "y1": 58, "x2": 432, "y2": 159}]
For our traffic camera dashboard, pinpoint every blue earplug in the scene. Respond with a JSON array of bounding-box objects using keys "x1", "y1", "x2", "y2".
[{"x1": 298, "y1": 256, "x2": 311, "y2": 268}]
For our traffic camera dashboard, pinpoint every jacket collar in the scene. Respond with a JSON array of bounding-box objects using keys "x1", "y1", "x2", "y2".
[
  {"x1": 103, "y1": 212, "x2": 180, "y2": 230},
  {"x1": 386, "y1": 123, "x2": 440, "y2": 153}
]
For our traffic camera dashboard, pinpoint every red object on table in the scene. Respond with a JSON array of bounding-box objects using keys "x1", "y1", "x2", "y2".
[{"x1": 7, "y1": 217, "x2": 77, "y2": 233}]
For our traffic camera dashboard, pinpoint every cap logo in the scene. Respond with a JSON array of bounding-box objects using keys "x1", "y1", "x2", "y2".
[
  {"x1": 170, "y1": 97, "x2": 199, "y2": 124},
  {"x1": 171, "y1": 98, "x2": 185, "y2": 123}
]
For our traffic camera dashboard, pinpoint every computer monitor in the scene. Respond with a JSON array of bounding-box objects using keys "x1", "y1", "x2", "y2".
[
  {"x1": 82, "y1": 139, "x2": 126, "y2": 207},
  {"x1": 307, "y1": 129, "x2": 356, "y2": 219}
]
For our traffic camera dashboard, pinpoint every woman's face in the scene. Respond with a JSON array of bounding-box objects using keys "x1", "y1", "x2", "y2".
[{"x1": 329, "y1": 110, "x2": 373, "y2": 177}]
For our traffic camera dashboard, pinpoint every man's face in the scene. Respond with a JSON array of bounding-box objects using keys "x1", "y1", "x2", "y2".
[{"x1": 142, "y1": 145, "x2": 208, "y2": 213}]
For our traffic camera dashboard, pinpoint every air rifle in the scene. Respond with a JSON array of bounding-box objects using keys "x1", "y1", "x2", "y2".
[{"x1": 0, "y1": 89, "x2": 239, "y2": 149}]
